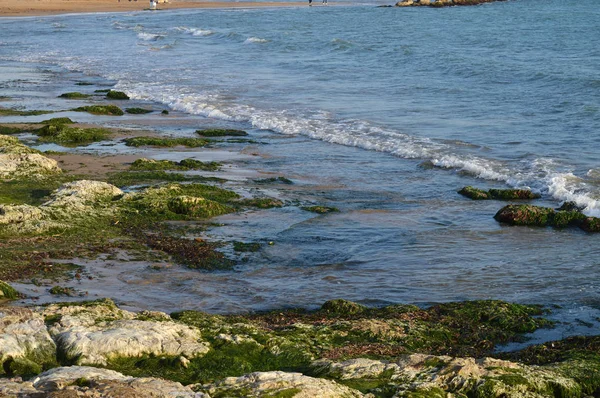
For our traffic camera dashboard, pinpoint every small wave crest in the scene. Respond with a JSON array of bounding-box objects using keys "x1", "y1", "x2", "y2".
[
  {"x1": 172, "y1": 26, "x2": 214, "y2": 37},
  {"x1": 120, "y1": 82, "x2": 600, "y2": 216},
  {"x1": 245, "y1": 37, "x2": 269, "y2": 44},
  {"x1": 138, "y1": 33, "x2": 163, "y2": 41}
]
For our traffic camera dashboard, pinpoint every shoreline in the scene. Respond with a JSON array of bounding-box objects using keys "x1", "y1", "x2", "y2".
[
  {"x1": 1, "y1": 56, "x2": 600, "y2": 397},
  {"x1": 0, "y1": 0, "x2": 317, "y2": 18}
]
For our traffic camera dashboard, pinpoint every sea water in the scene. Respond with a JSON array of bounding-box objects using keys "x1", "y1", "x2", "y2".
[{"x1": 1, "y1": 0, "x2": 599, "y2": 336}]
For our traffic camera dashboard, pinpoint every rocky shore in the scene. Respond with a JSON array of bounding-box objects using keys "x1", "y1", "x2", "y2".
[
  {"x1": 2, "y1": 80, "x2": 600, "y2": 397},
  {"x1": 0, "y1": 297, "x2": 599, "y2": 397}
]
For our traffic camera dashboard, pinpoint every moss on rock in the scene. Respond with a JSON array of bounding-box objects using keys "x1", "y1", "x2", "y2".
[
  {"x1": 106, "y1": 91, "x2": 130, "y2": 100},
  {"x1": 0, "y1": 280, "x2": 18, "y2": 299},
  {"x1": 37, "y1": 124, "x2": 112, "y2": 146},
  {"x1": 125, "y1": 107, "x2": 152, "y2": 114},
  {"x1": 302, "y1": 206, "x2": 339, "y2": 214},
  {"x1": 130, "y1": 158, "x2": 221, "y2": 172},
  {"x1": 123, "y1": 136, "x2": 209, "y2": 148},
  {"x1": 58, "y1": 92, "x2": 91, "y2": 99},
  {"x1": 195, "y1": 129, "x2": 248, "y2": 137},
  {"x1": 459, "y1": 186, "x2": 540, "y2": 201},
  {"x1": 494, "y1": 204, "x2": 600, "y2": 233},
  {"x1": 71, "y1": 105, "x2": 124, "y2": 116}
]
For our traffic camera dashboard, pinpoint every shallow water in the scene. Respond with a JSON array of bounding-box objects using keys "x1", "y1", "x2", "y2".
[{"x1": 2, "y1": 0, "x2": 600, "y2": 338}]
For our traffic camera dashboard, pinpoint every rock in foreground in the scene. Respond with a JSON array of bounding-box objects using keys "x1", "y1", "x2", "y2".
[{"x1": 494, "y1": 204, "x2": 600, "y2": 232}]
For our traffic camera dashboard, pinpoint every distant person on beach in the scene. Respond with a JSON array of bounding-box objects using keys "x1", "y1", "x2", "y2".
[
  {"x1": 308, "y1": 0, "x2": 312, "y2": 6},
  {"x1": 323, "y1": 0, "x2": 327, "y2": 4}
]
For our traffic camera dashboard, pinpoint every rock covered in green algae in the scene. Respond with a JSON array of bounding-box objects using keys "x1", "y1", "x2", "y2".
[
  {"x1": 0, "y1": 307, "x2": 57, "y2": 376},
  {"x1": 301, "y1": 206, "x2": 339, "y2": 214},
  {"x1": 458, "y1": 186, "x2": 540, "y2": 200},
  {"x1": 43, "y1": 299, "x2": 210, "y2": 366},
  {"x1": 126, "y1": 107, "x2": 153, "y2": 114},
  {"x1": 130, "y1": 157, "x2": 221, "y2": 172},
  {"x1": 71, "y1": 105, "x2": 124, "y2": 116},
  {"x1": 199, "y1": 371, "x2": 363, "y2": 398},
  {"x1": 0, "y1": 280, "x2": 18, "y2": 299},
  {"x1": 58, "y1": 92, "x2": 91, "y2": 99},
  {"x1": 0, "y1": 180, "x2": 123, "y2": 234},
  {"x1": 123, "y1": 136, "x2": 209, "y2": 148},
  {"x1": 195, "y1": 128, "x2": 248, "y2": 137},
  {"x1": 168, "y1": 195, "x2": 234, "y2": 218},
  {"x1": 15, "y1": 366, "x2": 203, "y2": 397},
  {"x1": 0, "y1": 134, "x2": 61, "y2": 180},
  {"x1": 36, "y1": 124, "x2": 112, "y2": 146},
  {"x1": 495, "y1": 204, "x2": 600, "y2": 232},
  {"x1": 106, "y1": 90, "x2": 130, "y2": 100}
]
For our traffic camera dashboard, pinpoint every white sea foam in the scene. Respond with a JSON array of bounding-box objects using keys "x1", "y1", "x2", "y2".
[
  {"x1": 137, "y1": 33, "x2": 162, "y2": 41},
  {"x1": 245, "y1": 37, "x2": 269, "y2": 44},
  {"x1": 172, "y1": 27, "x2": 214, "y2": 36}
]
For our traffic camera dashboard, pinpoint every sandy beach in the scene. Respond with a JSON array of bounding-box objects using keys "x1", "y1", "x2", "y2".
[{"x1": 0, "y1": 0, "x2": 307, "y2": 17}]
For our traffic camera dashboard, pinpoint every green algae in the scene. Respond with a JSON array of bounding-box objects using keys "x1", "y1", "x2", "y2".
[
  {"x1": 40, "y1": 117, "x2": 75, "y2": 125},
  {"x1": 195, "y1": 129, "x2": 248, "y2": 137},
  {"x1": 125, "y1": 107, "x2": 153, "y2": 114},
  {"x1": 255, "y1": 176, "x2": 293, "y2": 185},
  {"x1": 106, "y1": 90, "x2": 129, "y2": 100},
  {"x1": 37, "y1": 125, "x2": 112, "y2": 146},
  {"x1": 233, "y1": 241, "x2": 261, "y2": 252},
  {"x1": 143, "y1": 234, "x2": 234, "y2": 270},
  {"x1": 458, "y1": 186, "x2": 540, "y2": 200},
  {"x1": 237, "y1": 198, "x2": 284, "y2": 209},
  {"x1": 0, "y1": 280, "x2": 18, "y2": 299},
  {"x1": 301, "y1": 206, "x2": 339, "y2": 214},
  {"x1": 162, "y1": 110, "x2": 169, "y2": 115},
  {"x1": 75, "y1": 82, "x2": 94, "y2": 86},
  {"x1": 94, "y1": 89, "x2": 111, "y2": 93},
  {"x1": 130, "y1": 158, "x2": 221, "y2": 172},
  {"x1": 72, "y1": 105, "x2": 124, "y2": 116},
  {"x1": 58, "y1": 92, "x2": 91, "y2": 99},
  {"x1": 123, "y1": 136, "x2": 209, "y2": 148},
  {"x1": 0, "y1": 125, "x2": 27, "y2": 135},
  {"x1": 49, "y1": 285, "x2": 76, "y2": 296},
  {"x1": 494, "y1": 204, "x2": 600, "y2": 233},
  {"x1": 0, "y1": 107, "x2": 54, "y2": 117}
]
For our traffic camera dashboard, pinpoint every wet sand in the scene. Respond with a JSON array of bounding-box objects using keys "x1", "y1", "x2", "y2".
[{"x1": 0, "y1": 0, "x2": 308, "y2": 17}]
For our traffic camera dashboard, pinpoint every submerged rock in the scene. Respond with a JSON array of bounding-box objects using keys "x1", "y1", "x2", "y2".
[
  {"x1": 0, "y1": 134, "x2": 61, "y2": 180},
  {"x1": 200, "y1": 371, "x2": 363, "y2": 397},
  {"x1": 458, "y1": 186, "x2": 540, "y2": 200},
  {"x1": 494, "y1": 204, "x2": 600, "y2": 232}
]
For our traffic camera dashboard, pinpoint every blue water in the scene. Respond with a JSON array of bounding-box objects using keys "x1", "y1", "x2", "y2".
[{"x1": 2, "y1": 0, "x2": 600, "y2": 333}]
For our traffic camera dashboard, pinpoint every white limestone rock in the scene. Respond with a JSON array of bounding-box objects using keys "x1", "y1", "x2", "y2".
[
  {"x1": 45, "y1": 301, "x2": 209, "y2": 366},
  {"x1": 30, "y1": 366, "x2": 205, "y2": 397},
  {"x1": 0, "y1": 307, "x2": 56, "y2": 373},
  {"x1": 202, "y1": 371, "x2": 364, "y2": 397},
  {"x1": 0, "y1": 135, "x2": 61, "y2": 180}
]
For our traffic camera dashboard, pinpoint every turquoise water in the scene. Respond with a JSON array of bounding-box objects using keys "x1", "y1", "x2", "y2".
[{"x1": 1, "y1": 0, "x2": 600, "y2": 330}]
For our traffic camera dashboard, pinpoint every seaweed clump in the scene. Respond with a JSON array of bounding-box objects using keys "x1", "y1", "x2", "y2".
[
  {"x1": 123, "y1": 137, "x2": 209, "y2": 148},
  {"x1": 195, "y1": 129, "x2": 248, "y2": 137},
  {"x1": 58, "y1": 92, "x2": 91, "y2": 99},
  {"x1": 71, "y1": 105, "x2": 124, "y2": 116},
  {"x1": 130, "y1": 158, "x2": 221, "y2": 172},
  {"x1": 301, "y1": 206, "x2": 339, "y2": 214},
  {"x1": 106, "y1": 91, "x2": 130, "y2": 100},
  {"x1": 494, "y1": 204, "x2": 600, "y2": 232},
  {"x1": 458, "y1": 186, "x2": 540, "y2": 200},
  {"x1": 125, "y1": 108, "x2": 153, "y2": 114},
  {"x1": 36, "y1": 124, "x2": 112, "y2": 146}
]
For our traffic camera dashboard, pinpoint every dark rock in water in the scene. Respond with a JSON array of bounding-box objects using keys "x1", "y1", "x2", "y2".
[
  {"x1": 458, "y1": 186, "x2": 490, "y2": 200},
  {"x1": 556, "y1": 201, "x2": 585, "y2": 212},
  {"x1": 581, "y1": 217, "x2": 600, "y2": 233},
  {"x1": 495, "y1": 204, "x2": 600, "y2": 233},
  {"x1": 106, "y1": 91, "x2": 130, "y2": 100},
  {"x1": 488, "y1": 188, "x2": 541, "y2": 200},
  {"x1": 458, "y1": 186, "x2": 539, "y2": 201},
  {"x1": 494, "y1": 204, "x2": 554, "y2": 227}
]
